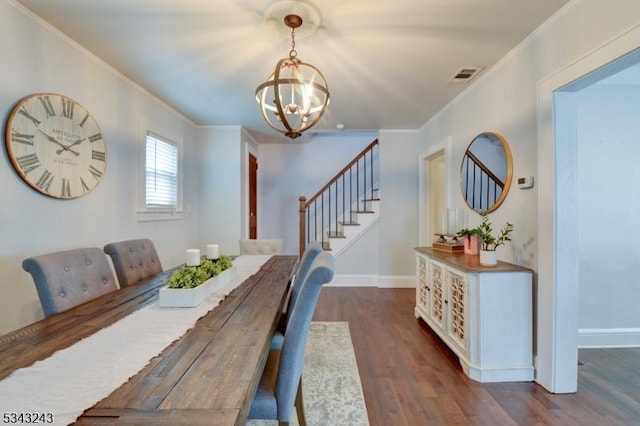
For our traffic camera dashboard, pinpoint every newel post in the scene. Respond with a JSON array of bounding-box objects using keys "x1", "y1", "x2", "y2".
[{"x1": 298, "y1": 196, "x2": 307, "y2": 258}]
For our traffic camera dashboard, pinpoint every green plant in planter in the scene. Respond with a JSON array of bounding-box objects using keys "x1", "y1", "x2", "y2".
[
  {"x1": 199, "y1": 255, "x2": 232, "y2": 278},
  {"x1": 476, "y1": 213, "x2": 514, "y2": 251},
  {"x1": 457, "y1": 227, "x2": 482, "y2": 240},
  {"x1": 167, "y1": 254, "x2": 233, "y2": 289},
  {"x1": 456, "y1": 226, "x2": 482, "y2": 252}
]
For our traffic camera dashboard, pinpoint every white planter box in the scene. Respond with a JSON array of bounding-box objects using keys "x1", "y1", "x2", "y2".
[{"x1": 159, "y1": 266, "x2": 237, "y2": 308}]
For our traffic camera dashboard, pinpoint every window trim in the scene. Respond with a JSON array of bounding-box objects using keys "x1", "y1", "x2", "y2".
[{"x1": 137, "y1": 118, "x2": 184, "y2": 222}]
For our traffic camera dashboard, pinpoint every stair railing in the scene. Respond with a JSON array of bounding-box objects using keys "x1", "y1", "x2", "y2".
[
  {"x1": 461, "y1": 149, "x2": 504, "y2": 211},
  {"x1": 299, "y1": 139, "x2": 379, "y2": 257}
]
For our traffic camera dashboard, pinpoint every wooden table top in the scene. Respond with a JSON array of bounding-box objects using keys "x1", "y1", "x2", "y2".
[{"x1": 0, "y1": 255, "x2": 297, "y2": 426}]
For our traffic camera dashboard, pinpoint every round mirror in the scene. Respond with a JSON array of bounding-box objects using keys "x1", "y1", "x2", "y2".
[{"x1": 460, "y1": 131, "x2": 513, "y2": 213}]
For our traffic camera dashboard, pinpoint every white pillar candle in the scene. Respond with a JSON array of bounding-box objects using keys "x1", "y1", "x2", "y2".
[
  {"x1": 206, "y1": 244, "x2": 219, "y2": 260},
  {"x1": 186, "y1": 249, "x2": 201, "y2": 266}
]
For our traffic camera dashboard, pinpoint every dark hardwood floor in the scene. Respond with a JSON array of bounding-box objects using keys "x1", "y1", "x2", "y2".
[{"x1": 313, "y1": 288, "x2": 640, "y2": 426}]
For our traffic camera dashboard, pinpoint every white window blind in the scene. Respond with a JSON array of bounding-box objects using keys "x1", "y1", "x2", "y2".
[{"x1": 145, "y1": 132, "x2": 178, "y2": 207}]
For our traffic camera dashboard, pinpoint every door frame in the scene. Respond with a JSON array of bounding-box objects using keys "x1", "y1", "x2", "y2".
[
  {"x1": 241, "y1": 137, "x2": 259, "y2": 240},
  {"x1": 536, "y1": 22, "x2": 640, "y2": 393},
  {"x1": 418, "y1": 136, "x2": 452, "y2": 246},
  {"x1": 249, "y1": 153, "x2": 258, "y2": 239}
]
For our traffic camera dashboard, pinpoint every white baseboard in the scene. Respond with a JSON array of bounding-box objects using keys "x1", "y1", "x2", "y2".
[
  {"x1": 328, "y1": 275, "x2": 416, "y2": 288},
  {"x1": 328, "y1": 275, "x2": 378, "y2": 287},
  {"x1": 578, "y1": 328, "x2": 640, "y2": 348},
  {"x1": 378, "y1": 275, "x2": 415, "y2": 288}
]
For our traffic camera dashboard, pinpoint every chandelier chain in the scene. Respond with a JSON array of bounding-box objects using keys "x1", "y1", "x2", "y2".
[{"x1": 289, "y1": 27, "x2": 297, "y2": 58}]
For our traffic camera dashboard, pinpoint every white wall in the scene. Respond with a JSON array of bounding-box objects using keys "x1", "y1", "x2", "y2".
[
  {"x1": 196, "y1": 126, "x2": 246, "y2": 256},
  {"x1": 0, "y1": 2, "x2": 199, "y2": 334},
  {"x1": 576, "y1": 83, "x2": 640, "y2": 342},
  {"x1": 418, "y1": 0, "x2": 640, "y2": 392},
  {"x1": 378, "y1": 130, "x2": 419, "y2": 281},
  {"x1": 334, "y1": 221, "x2": 379, "y2": 277}
]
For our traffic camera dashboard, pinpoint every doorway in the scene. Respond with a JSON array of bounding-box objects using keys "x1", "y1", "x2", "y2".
[
  {"x1": 537, "y1": 25, "x2": 640, "y2": 393},
  {"x1": 418, "y1": 137, "x2": 451, "y2": 247},
  {"x1": 249, "y1": 153, "x2": 258, "y2": 239},
  {"x1": 427, "y1": 152, "x2": 445, "y2": 241}
]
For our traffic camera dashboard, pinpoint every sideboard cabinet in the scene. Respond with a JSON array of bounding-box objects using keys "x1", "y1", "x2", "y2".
[{"x1": 415, "y1": 247, "x2": 533, "y2": 382}]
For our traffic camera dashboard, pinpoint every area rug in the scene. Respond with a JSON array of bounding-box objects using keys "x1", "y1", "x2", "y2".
[{"x1": 247, "y1": 321, "x2": 369, "y2": 426}]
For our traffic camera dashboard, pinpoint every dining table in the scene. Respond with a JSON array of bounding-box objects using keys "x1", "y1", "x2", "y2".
[{"x1": 0, "y1": 254, "x2": 298, "y2": 425}]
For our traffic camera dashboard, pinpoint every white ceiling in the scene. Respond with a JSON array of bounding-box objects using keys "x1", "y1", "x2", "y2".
[{"x1": 16, "y1": 0, "x2": 571, "y2": 142}]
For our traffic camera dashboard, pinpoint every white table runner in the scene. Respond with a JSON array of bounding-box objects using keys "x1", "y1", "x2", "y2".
[{"x1": 0, "y1": 255, "x2": 273, "y2": 425}]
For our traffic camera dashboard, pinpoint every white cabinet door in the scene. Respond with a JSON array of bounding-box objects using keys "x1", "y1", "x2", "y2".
[
  {"x1": 415, "y1": 254, "x2": 429, "y2": 316},
  {"x1": 446, "y1": 268, "x2": 468, "y2": 353},
  {"x1": 429, "y1": 260, "x2": 446, "y2": 331}
]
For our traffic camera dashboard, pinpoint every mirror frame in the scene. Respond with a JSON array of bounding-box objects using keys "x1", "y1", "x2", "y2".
[{"x1": 459, "y1": 131, "x2": 513, "y2": 214}]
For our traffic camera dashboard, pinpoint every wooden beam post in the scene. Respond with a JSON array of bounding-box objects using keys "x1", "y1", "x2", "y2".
[{"x1": 299, "y1": 196, "x2": 307, "y2": 258}]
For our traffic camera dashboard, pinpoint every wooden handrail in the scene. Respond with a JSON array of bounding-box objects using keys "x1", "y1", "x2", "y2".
[
  {"x1": 464, "y1": 149, "x2": 504, "y2": 188},
  {"x1": 305, "y1": 139, "x2": 379, "y2": 207}
]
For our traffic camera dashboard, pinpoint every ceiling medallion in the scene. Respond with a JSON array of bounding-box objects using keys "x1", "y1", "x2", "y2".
[{"x1": 256, "y1": 3, "x2": 329, "y2": 139}]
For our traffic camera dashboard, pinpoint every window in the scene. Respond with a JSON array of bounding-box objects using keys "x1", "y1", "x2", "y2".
[
  {"x1": 145, "y1": 133, "x2": 178, "y2": 207},
  {"x1": 137, "y1": 119, "x2": 183, "y2": 221}
]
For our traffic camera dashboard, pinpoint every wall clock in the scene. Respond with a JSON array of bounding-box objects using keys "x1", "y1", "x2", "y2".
[{"x1": 5, "y1": 93, "x2": 106, "y2": 199}]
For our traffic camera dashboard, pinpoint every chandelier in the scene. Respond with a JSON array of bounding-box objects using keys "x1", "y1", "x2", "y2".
[{"x1": 256, "y1": 13, "x2": 330, "y2": 139}]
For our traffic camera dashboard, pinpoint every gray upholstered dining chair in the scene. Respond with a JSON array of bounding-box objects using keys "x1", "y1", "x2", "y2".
[
  {"x1": 239, "y1": 238, "x2": 283, "y2": 255},
  {"x1": 248, "y1": 251, "x2": 335, "y2": 426},
  {"x1": 103, "y1": 238, "x2": 163, "y2": 287},
  {"x1": 271, "y1": 241, "x2": 324, "y2": 350},
  {"x1": 22, "y1": 247, "x2": 119, "y2": 317}
]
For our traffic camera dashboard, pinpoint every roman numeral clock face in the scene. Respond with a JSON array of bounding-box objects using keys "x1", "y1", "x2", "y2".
[{"x1": 5, "y1": 93, "x2": 106, "y2": 199}]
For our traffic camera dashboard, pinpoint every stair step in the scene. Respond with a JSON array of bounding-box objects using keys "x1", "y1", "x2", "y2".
[
  {"x1": 353, "y1": 210, "x2": 375, "y2": 214},
  {"x1": 340, "y1": 221, "x2": 360, "y2": 226},
  {"x1": 363, "y1": 198, "x2": 381, "y2": 202},
  {"x1": 327, "y1": 231, "x2": 346, "y2": 238}
]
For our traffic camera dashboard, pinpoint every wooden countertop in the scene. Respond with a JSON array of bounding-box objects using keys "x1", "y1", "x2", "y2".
[{"x1": 414, "y1": 247, "x2": 532, "y2": 274}]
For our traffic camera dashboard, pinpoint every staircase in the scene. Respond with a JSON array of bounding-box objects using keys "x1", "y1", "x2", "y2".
[
  {"x1": 298, "y1": 139, "x2": 379, "y2": 257},
  {"x1": 325, "y1": 189, "x2": 379, "y2": 255}
]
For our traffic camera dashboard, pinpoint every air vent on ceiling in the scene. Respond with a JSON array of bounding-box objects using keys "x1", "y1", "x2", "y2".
[{"x1": 449, "y1": 66, "x2": 483, "y2": 83}]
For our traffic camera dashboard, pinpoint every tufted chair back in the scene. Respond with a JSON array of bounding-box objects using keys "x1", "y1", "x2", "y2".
[
  {"x1": 22, "y1": 247, "x2": 118, "y2": 317},
  {"x1": 239, "y1": 239, "x2": 283, "y2": 255},
  {"x1": 103, "y1": 239, "x2": 163, "y2": 287},
  {"x1": 271, "y1": 241, "x2": 323, "y2": 350}
]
